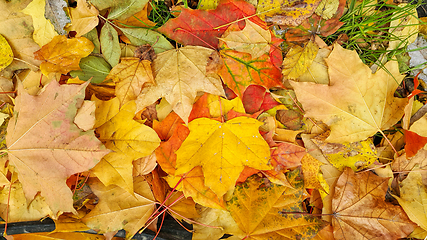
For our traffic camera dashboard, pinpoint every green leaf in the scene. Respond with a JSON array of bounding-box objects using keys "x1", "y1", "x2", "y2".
[
  {"x1": 90, "y1": 0, "x2": 149, "y2": 21},
  {"x1": 83, "y1": 28, "x2": 101, "y2": 54},
  {"x1": 100, "y1": 23, "x2": 120, "y2": 67},
  {"x1": 70, "y1": 56, "x2": 112, "y2": 84},
  {"x1": 120, "y1": 27, "x2": 174, "y2": 53}
]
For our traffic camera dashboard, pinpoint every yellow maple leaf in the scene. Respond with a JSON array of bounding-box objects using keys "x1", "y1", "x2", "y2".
[
  {"x1": 393, "y1": 168, "x2": 427, "y2": 232},
  {"x1": 0, "y1": 34, "x2": 13, "y2": 71},
  {"x1": 34, "y1": 35, "x2": 94, "y2": 76},
  {"x1": 82, "y1": 177, "x2": 155, "y2": 239},
  {"x1": 64, "y1": 0, "x2": 99, "y2": 37},
  {"x1": 21, "y1": 0, "x2": 58, "y2": 47},
  {"x1": 175, "y1": 117, "x2": 271, "y2": 197},
  {"x1": 136, "y1": 46, "x2": 225, "y2": 123},
  {"x1": 226, "y1": 171, "x2": 324, "y2": 239},
  {"x1": 91, "y1": 97, "x2": 160, "y2": 193},
  {"x1": 219, "y1": 19, "x2": 271, "y2": 59},
  {"x1": 105, "y1": 57, "x2": 154, "y2": 106},
  {"x1": 290, "y1": 43, "x2": 408, "y2": 143},
  {"x1": 282, "y1": 40, "x2": 319, "y2": 85}
]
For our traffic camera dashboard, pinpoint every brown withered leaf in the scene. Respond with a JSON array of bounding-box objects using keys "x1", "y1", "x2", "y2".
[{"x1": 332, "y1": 167, "x2": 416, "y2": 239}]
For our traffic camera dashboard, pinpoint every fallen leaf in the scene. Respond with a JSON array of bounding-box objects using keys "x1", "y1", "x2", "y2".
[
  {"x1": 175, "y1": 117, "x2": 271, "y2": 197},
  {"x1": 270, "y1": 142, "x2": 306, "y2": 171},
  {"x1": 91, "y1": 0, "x2": 149, "y2": 21},
  {"x1": 166, "y1": 167, "x2": 226, "y2": 209},
  {"x1": 332, "y1": 167, "x2": 416, "y2": 239},
  {"x1": 64, "y1": 0, "x2": 99, "y2": 37},
  {"x1": 82, "y1": 176, "x2": 155, "y2": 239},
  {"x1": 91, "y1": 98, "x2": 160, "y2": 193},
  {"x1": 136, "y1": 46, "x2": 225, "y2": 123},
  {"x1": 298, "y1": 48, "x2": 331, "y2": 84},
  {"x1": 227, "y1": 170, "x2": 324, "y2": 239},
  {"x1": 301, "y1": 153, "x2": 327, "y2": 191},
  {"x1": 285, "y1": 0, "x2": 345, "y2": 42},
  {"x1": 114, "y1": 3, "x2": 155, "y2": 28},
  {"x1": 0, "y1": 0, "x2": 41, "y2": 73},
  {"x1": 100, "y1": 23, "x2": 120, "y2": 67},
  {"x1": 315, "y1": 0, "x2": 340, "y2": 20},
  {"x1": 6, "y1": 81, "x2": 110, "y2": 216},
  {"x1": 219, "y1": 48, "x2": 283, "y2": 98},
  {"x1": 74, "y1": 100, "x2": 96, "y2": 131},
  {"x1": 105, "y1": 58, "x2": 154, "y2": 106},
  {"x1": 207, "y1": 94, "x2": 245, "y2": 118},
  {"x1": 165, "y1": 191, "x2": 200, "y2": 220},
  {"x1": 120, "y1": 27, "x2": 174, "y2": 54},
  {"x1": 0, "y1": 180, "x2": 52, "y2": 222},
  {"x1": 282, "y1": 40, "x2": 319, "y2": 85},
  {"x1": 132, "y1": 153, "x2": 157, "y2": 177},
  {"x1": 313, "y1": 138, "x2": 377, "y2": 171},
  {"x1": 21, "y1": 0, "x2": 58, "y2": 46},
  {"x1": 219, "y1": 19, "x2": 271, "y2": 59},
  {"x1": 394, "y1": 168, "x2": 427, "y2": 232},
  {"x1": 290, "y1": 43, "x2": 407, "y2": 143},
  {"x1": 392, "y1": 149, "x2": 427, "y2": 172},
  {"x1": 387, "y1": 3, "x2": 419, "y2": 51},
  {"x1": 0, "y1": 34, "x2": 13, "y2": 71},
  {"x1": 242, "y1": 85, "x2": 280, "y2": 114},
  {"x1": 34, "y1": 35, "x2": 94, "y2": 76},
  {"x1": 258, "y1": 0, "x2": 322, "y2": 26},
  {"x1": 158, "y1": 0, "x2": 261, "y2": 48},
  {"x1": 70, "y1": 56, "x2": 112, "y2": 84},
  {"x1": 10, "y1": 232, "x2": 123, "y2": 240},
  {"x1": 405, "y1": 130, "x2": 427, "y2": 158},
  {"x1": 192, "y1": 207, "x2": 244, "y2": 240}
]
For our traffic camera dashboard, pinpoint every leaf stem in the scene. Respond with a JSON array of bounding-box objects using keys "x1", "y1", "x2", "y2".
[{"x1": 378, "y1": 129, "x2": 399, "y2": 156}]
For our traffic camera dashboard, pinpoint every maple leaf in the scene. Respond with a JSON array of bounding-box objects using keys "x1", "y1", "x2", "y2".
[
  {"x1": 242, "y1": 85, "x2": 280, "y2": 114},
  {"x1": 0, "y1": 0, "x2": 42, "y2": 72},
  {"x1": 285, "y1": 0, "x2": 346, "y2": 42},
  {"x1": 219, "y1": 19, "x2": 271, "y2": 59},
  {"x1": 0, "y1": 34, "x2": 13, "y2": 71},
  {"x1": 394, "y1": 169, "x2": 427, "y2": 232},
  {"x1": 82, "y1": 177, "x2": 155, "y2": 239},
  {"x1": 333, "y1": 168, "x2": 416, "y2": 239},
  {"x1": 226, "y1": 170, "x2": 324, "y2": 239},
  {"x1": 158, "y1": 0, "x2": 263, "y2": 48},
  {"x1": 312, "y1": 138, "x2": 377, "y2": 171},
  {"x1": 257, "y1": 0, "x2": 322, "y2": 26},
  {"x1": 105, "y1": 58, "x2": 154, "y2": 106},
  {"x1": 64, "y1": 0, "x2": 99, "y2": 37},
  {"x1": 175, "y1": 116, "x2": 271, "y2": 197},
  {"x1": 135, "y1": 46, "x2": 225, "y2": 123},
  {"x1": 219, "y1": 48, "x2": 283, "y2": 98},
  {"x1": 282, "y1": 40, "x2": 319, "y2": 85},
  {"x1": 166, "y1": 167, "x2": 226, "y2": 210},
  {"x1": 192, "y1": 207, "x2": 245, "y2": 240},
  {"x1": 290, "y1": 43, "x2": 408, "y2": 143},
  {"x1": 34, "y1": 35, "x2": 94, "y2": 76},
  {"x1": 91, "y1": 97, "x2": 160, "y2": 193},
  {"x1": 6, "y1": 81, "x2": 110, "y2": 216},
  {"x1": 21, "y1": 0, "x2": 58, "y2": 47}
]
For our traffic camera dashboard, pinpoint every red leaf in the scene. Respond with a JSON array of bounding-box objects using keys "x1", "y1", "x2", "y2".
[
  {"x1": 158, "y1": 0, "x2": 263, "y2": 48},
  {"x1": 405, "y1": 130, "x2": 427, "y2": 158},
  {"x1": 408, "y1": 72, "x2": 424, "y2": 99},
  {"x1": 219, "y1": 49, "x2": 283, "y2": 98},
  {"x1": 271, "y1": 142, "x2": 307, "y2": 170},
  {"x1": 242, "y1": 85, "x2": 280, "y2": 114},
  {"x1": 285, "y1": 0, "x2": 345, "y2": 42},
  {"x1": 188, "y1": 93, "x2": 211, "y2": 122},
  {"x1": 153, "y1": 111, "x2": 185, "y2": 141}
]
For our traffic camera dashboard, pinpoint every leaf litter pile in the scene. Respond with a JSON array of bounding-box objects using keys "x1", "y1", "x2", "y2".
[{"x1": 1, "y1": 0, "x2": 427, "y2": 239}]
